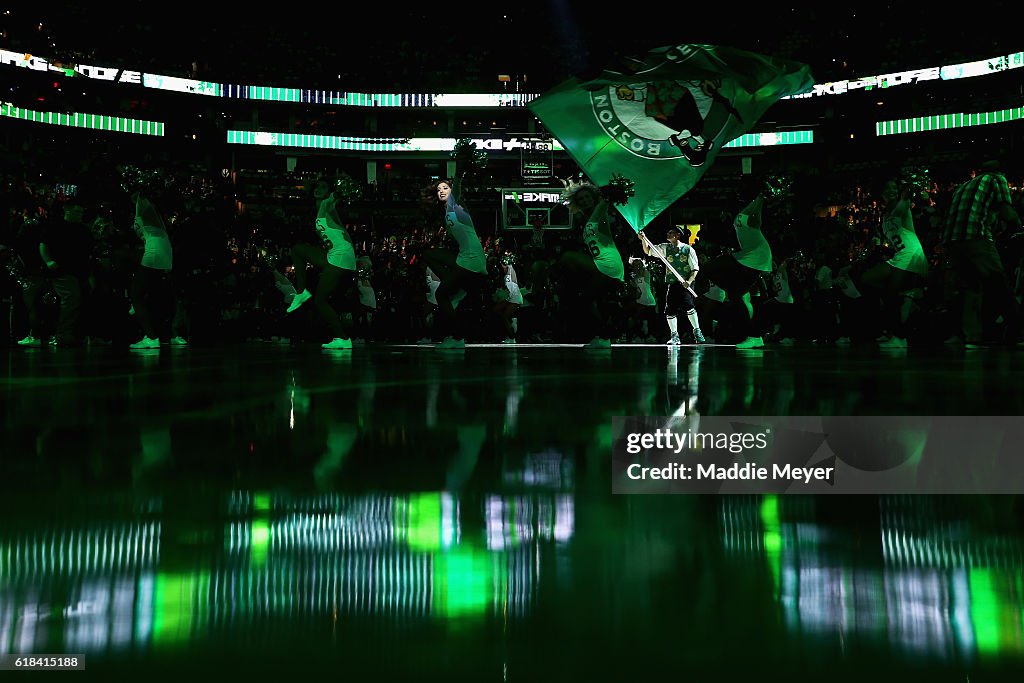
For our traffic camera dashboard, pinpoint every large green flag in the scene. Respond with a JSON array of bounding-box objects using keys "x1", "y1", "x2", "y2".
[{"x1": 528, "y1": 44, "x2": 813, "y2": 231}]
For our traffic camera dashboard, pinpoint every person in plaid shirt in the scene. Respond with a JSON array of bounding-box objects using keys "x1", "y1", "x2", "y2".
[{"x1": 943, "y1": 159, "x2": 1022, "y2": 347}]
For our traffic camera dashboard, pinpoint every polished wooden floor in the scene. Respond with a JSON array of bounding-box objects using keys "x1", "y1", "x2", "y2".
[{"x1": 1, "y1": 344, "x2": 1023, "y2": 679}]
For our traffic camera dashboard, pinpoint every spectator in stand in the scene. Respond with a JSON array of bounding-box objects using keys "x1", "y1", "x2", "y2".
[
  {"x1": 38, "y1": 190, "x2": 94, "y2": 347},
  {"x1": 942, "y1": 158, "x2": 1022, "y2": 348}
]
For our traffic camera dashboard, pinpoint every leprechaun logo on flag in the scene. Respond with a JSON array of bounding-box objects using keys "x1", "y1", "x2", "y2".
[{"x1": 530, "y1": 44, "x2": 813, "y2": 231}]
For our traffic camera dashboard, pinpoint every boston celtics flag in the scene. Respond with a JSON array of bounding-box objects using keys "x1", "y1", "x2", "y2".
[{"x1": 528, "y1": 44, "x2": 813, "y2": 231}]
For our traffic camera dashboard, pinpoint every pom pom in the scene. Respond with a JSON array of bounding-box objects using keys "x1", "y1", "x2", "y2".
[
  {"x1": 451, "y1": 138, "x2": 488, "y2": 173},
  {"x1": 898, "y1": 166, "x2": 931, "y2": 200},
  {"x1": 600, "y1": 173, "x2": 635, "y2": 206},
  {"x1": 334, "y1": 174, "x2": 364, "y2": 203},
  {"x1": 762, "y1": 173, "x2": 794, "y2": 200},
  {"x1": 501, "y1": 252, "x2": 516, "y2": 266},
  {"x1": 118, "y1": 165, "x2": 170, "y2": 196},
  {"x1": 255, "y1": 246, "x2": 279, "y2": 269},
  {"x1": 0, "y1": 246, "x2": 30, "y2": 290}
]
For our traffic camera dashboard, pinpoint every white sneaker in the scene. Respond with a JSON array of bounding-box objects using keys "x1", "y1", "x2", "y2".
[
  {"x1": 584, "y1": 337, "x2": 611, "y2": 349},
  {"x1": 667, "y1": 334, "x2": 681, "y2": 346},
  {"x1": 322, "y1": 338, "x2": 353, "y2": 350},
  {"x1": 735, "y1": 336, "x2": 765, "y2": 349},
  {"x1": 286, "y1": 289, "x2": 312, "y2": 313},
  {"x1": 130, "y1": 336, "x2": 160, "y2": 350},
  {"x1": 16, "y1": 335, "x2": 41, "y2": 347},
  {"x1": 169, "y1": 336, "x2": 189, "y2": 346},
  {"x1": 502, "y1": 338, "x2": 517, "y2": 344},
  {"x1": 436, "y1": 337, "x2": 466, "y2": 349}
]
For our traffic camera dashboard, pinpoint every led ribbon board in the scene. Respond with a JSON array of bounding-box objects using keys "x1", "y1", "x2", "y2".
[
  {"x1": 785, "y1": 51, "x2": 1024, "y2": 99},
  {"x1": 722, "y1": 131, "x2": 814, "y2": 148},
  {"x1": 1, "y1": 102, "x2": 165, "y2": 135},
  {"x1": 3, "y1": 48, "x2": 1022, "y2": 106},
  {"x1": 226, "y1": 131, "x2": 813, "y2": 150},
  {"x1": 0, "y1": 49, "x2": 532, "y2": 107},
  {"x1": 225, "y1": 132, "x2": 565, "y2": 151},
  {"x1": 876, "y1": 104, "x2": 1024, "y2": 135}
]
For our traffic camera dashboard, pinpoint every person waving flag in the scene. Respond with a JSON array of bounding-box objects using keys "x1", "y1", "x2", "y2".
[{"x1": 528, "y1": 43, "x2": 813, "y2": 232}]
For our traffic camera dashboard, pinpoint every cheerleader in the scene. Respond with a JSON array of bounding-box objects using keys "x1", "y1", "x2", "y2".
[
  {"x1": 124, "y1": 175, "x2": 173, "y2": 350},
  {"x1": 626, "y1": 258, "x2": 658, "y2": 342},
  {"x1": 419, "y1": 176, "x2": 488, "y2": 349},
  {"x1": 496, "y1": 254, "x2": 523, "y2": 343},
  {"x1": 286, "y1": 177, "x2": 358, "y2": 350},
  {"x1": 558, "y1": 180, "x2": 625, "y2": 349},
  {"x1": 699, "y1": 192, "x2": 772, "y2": 348},
  {"x1": 858, "y1": 179, "x2": 929, "y2": 348},
  {"x1": 354, "y1": 255, "x2": 376, "y2": 344}
]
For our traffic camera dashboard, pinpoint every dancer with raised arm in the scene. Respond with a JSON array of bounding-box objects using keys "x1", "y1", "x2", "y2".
[
  {"x1": 419, "y1": 173, "x2": 488, "y2": 349},
  {"x1": 286, "y1": 176, "x2": 360, "y2": 350}
]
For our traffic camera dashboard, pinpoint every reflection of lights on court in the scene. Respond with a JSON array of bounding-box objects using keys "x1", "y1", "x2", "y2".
[
  {"x1": 968, "y1": 568, "x2": 1024, "y2": 656},
  {"x1": 153, "y1": 571, "x2": 210, "y2": 646},
  {"x1": 250, "y1": 491, "x2": 270, "y2": 565},
  {"x1": 502, "y1": 451, "x2": 574, "y2": 489},
  {"x1": 0, "y1": 523, "x2": 161, "y2": 577},
  {"x1": 760, "y1": 495, "x2": 782, "y2": 598},
  {"x1": 486, "y1": 494, "x2": 574, "y2": 550},
  {"x1": 2, "y1": 491, "x2": 568, "y2": 654},
  {"x1": 433, "y1": 545, "x2": 497, "y2": 619},
  {"x1": 64, "y1": 576, "x2": 140, "y2": 652},
  {"x1": 404, "y1": 492, "x2": 445, "y2": 552}
]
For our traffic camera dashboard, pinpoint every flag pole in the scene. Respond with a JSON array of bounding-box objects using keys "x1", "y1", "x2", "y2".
[{"x1": 638, "y1": 230, "x2": 697, "y2": 297}]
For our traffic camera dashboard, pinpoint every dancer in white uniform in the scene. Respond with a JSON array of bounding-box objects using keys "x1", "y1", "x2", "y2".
[
  {"x1": 495, "y1": 257, "x2": 523, "y2": 343},
  {"x1": 286, "y1": 178, "x2": 358, "y2": 350},
  {"x1": 558, "y1": 180, "x2": 625, "y2": 349},
  {"x1": 858, "y1": 179, "x2": 929, "y2": 348},
  {"x1": 127, "y1": 185, "x2": 173, "y2": 350},
  {"x1": 698, "y1": 192, "x2": 771, "y2": 348}
]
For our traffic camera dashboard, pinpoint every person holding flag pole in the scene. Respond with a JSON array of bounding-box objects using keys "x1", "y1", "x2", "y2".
[
  {"x1": 527, "y1": 44, "x2": 813, "y2": 351},
  {"x1": 638, "y1": 226, "x2": 706, "y2": 344}
]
